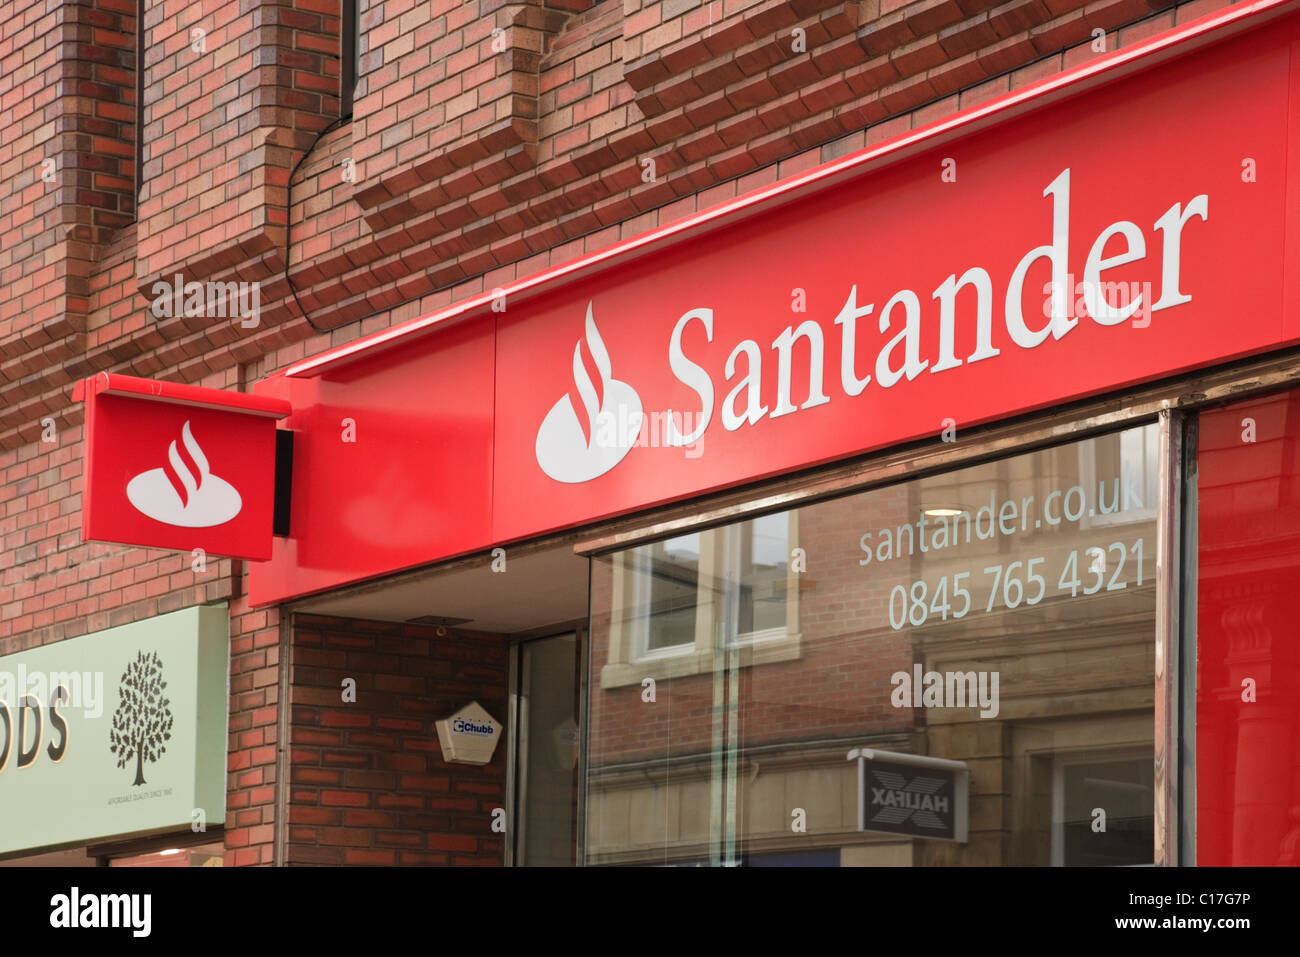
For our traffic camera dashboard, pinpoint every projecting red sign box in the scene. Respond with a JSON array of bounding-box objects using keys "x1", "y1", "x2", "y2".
[{"x1": 75, "y1": 374, "x2": 291, "y2": 561}]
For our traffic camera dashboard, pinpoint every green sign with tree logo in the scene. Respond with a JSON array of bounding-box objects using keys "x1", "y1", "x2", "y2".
[{"x1": 0, "y1": 604, "x2": 228, "y2": 857}]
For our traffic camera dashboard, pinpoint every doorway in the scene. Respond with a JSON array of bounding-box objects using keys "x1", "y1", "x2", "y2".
[
  {"x1": 291, "y1": 539, "x2": 590, "y2": 866},
  {"x1": 509, "y1": 629, "x2": 583, "y2": 866}
]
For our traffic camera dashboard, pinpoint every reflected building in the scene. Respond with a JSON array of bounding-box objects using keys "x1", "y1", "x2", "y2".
[{"x1": 586, "y1": 425, "x2": 1159, "y2": 866}]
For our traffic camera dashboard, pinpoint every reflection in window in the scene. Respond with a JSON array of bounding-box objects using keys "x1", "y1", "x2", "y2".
[
  {"x1": 626, "y1": 517, "x2": 794, "y2": 660},
  {"x1": 635, "y1": 534, "x2": 699, "y2": 654},
  {"x1": 1080, "y1": 422, "x2": 1159, "y2": 526},
  {"x1": 732, "y1": 513, "x2": 789, "y2": 638},
  {"x1": 586, "y1": 426, "x2": 1158, "y2": 866},
  {"x1": 1197, "y1": 389, "x2": 1300, "y2": 864},
  {"x1": 1057, "y1": 757, "x2": 1154, "y2": 867}
]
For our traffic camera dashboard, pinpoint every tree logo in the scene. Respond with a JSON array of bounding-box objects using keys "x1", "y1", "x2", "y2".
[{"x1": 108, "y1": 650, "x2": 175, "y2": 786}]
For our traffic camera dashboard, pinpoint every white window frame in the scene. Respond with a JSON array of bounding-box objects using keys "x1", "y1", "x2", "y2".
[
  {"x1": 719, "y1": 517, "x2": 793, "y2": 649},
  {"x1": 599, "y1": 513, "x2": 802, "y2": 688},
  {"x1": 627, "y1": 538, "x2": 701, "y2": 662}
]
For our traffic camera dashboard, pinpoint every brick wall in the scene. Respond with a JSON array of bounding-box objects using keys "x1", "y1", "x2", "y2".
[
  {"x1": 284, "y1": 613, "x2": 508, "y2": 865},
  {"x1": 135, "y1": 0, "x2": 342, "y2": 288},
  {"x1": 0, "y1": 0, "x2": 1238, "y2": 865},
  {"x1": 224, "y1": 597, "x2": 283, "y2": 866},
  {"x1": 0, "y1": 0, "x2": 138, "y2": 447}
]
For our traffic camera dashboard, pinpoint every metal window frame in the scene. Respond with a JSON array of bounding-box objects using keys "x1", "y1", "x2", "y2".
[
  {"x1": 1153, "y1": 408, "x2": 1184, "y2": 866},
  {"x1": 1178, "y1": 414, "x2": 1200, "y2": 866},
  {"x1": 504, "y1": 640, "x2": 519, "y2": 868}
]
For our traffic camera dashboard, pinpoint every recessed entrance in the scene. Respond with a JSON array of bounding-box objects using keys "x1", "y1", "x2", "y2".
[{"x1": 291, "y1": 541, "x2": 588, "y2": 866}]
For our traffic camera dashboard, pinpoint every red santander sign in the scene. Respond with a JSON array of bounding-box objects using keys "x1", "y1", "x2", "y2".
[
  {"x1": 75, "y1": 374, "x2": 289, "y2": 561},
  {"x1": 491, "y1": 21, "x2": 1295, "y2": 542},
  {"x1": 518, "y1": 166, "x2": 1206, "y2": 488},
  {"x1": 251, "y1": 2, "x2": 1300, "y2": 603}
]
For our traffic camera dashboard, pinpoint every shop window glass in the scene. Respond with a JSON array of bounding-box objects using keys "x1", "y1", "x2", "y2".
[
  {"x1": 514, "y1": 633, "x2": 580, "y2": 866},
  {"x1": 586, "y1": 425, "x2": 1158, "y2": 865},
  {"x1": 0, "y1": 847, "x2": 96, "y2": 867}
]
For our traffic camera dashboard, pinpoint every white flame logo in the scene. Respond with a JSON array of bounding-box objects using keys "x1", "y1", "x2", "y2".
[
  {"x1": 126, "y1": 420, "x2": 242, "y2": 527},
  {"x1": 535, "y1": 302, "x2": 643, "y2": 483}
]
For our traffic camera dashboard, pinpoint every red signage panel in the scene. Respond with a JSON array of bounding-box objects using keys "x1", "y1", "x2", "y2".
[
  {"x1": 77, "y1": 374, "x2": 289, "y2": 561},
  {"x1": 248, "y1": 317, "x2": 497, "y2": 602},
  {"x1": 491, "y1": 17, "x2": 1292, "y2": 541},
  {"x1": 249, "y1": 4, "x2": 1300, "y2": 605}
]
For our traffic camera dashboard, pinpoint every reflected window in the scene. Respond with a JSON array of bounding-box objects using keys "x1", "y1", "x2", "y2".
[
  {"x1": 633, "y1": 534, "x2": 700, "y2": 656},
  {"x1": 729, "y1": 513, "x2": 789, "y2": 639},
  {"x1": 587, "y1": 425, "x2": 1158, "y2": 866},
  {"x1": 1080, "y1": 423, "x2": 1159, "y2": 527},
  {"x1": 1053, "y1": 754, "x2": 1154, "y2": 866},
  {"x1": 603, "y1": 517, "x2": 800, "y2": 687}
]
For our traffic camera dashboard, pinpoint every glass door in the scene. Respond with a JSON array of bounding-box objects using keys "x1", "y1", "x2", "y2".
[{"x1": 510, "y1": 631, "x2": 581, "y2": 866}]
